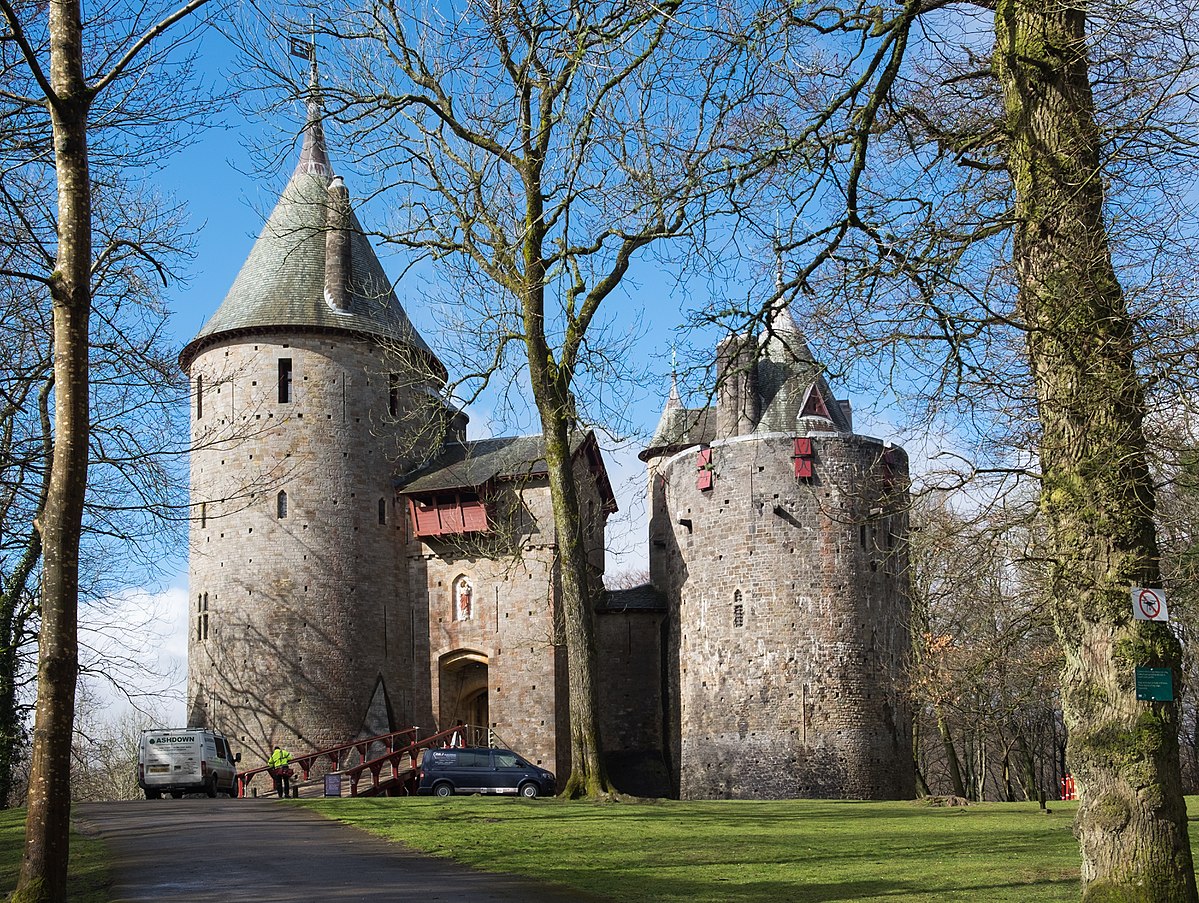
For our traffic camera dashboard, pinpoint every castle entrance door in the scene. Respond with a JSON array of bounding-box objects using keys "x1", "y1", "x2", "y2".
[{"x1": 438, "y1": 650, "x2": 489, "y2": 742}]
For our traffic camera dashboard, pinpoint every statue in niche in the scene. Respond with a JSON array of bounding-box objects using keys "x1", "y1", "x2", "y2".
[{"x1": 455, "y1": 576, "x2": 473, "y2": 621}]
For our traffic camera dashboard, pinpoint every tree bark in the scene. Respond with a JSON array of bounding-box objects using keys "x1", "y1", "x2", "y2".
[
  {"x1": 995, "y1": 0, "x2": 1197, "y2": 896},
  {"x1": 15, "y1": 0, "x2": 92, "y2": 895},
  {"x1": 0, "y1": 378, "x2": 52, "y2": 810},
  {"x1": 538, "y1": 410, "x2": 610, "y2": 798},
  {"x1": 936, "y1": 707, "x2": 967, "y2": 798}
]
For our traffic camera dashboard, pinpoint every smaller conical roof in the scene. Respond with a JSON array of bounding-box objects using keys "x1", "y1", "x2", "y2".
[
  {"x1": 640, "y1": 374, "x2": 715, "y2": 461},
  {"x1": 180, "y1": 75, "x2": 440, "y2": 374}
]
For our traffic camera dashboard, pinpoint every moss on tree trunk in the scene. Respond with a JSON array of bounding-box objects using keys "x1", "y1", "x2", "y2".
[{"x1": 994, "y1": 0, "x2": 1197, "y2": 896}]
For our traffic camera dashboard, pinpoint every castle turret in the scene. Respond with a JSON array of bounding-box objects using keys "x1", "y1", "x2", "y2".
[
  {"x1": 180, "y1": 75, "x2": 444, "y2": 758},
  {"x1": 648, "y1": 306, "x2": 913, "y2": 800}
]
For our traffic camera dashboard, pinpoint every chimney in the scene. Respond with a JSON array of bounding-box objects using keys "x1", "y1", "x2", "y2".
[
  {"x1": 325, "y1": 176, "x2": 351, "y2": 312},
  {"x1": 716, "y1": 333, "x2": 759, "y2": 439}
]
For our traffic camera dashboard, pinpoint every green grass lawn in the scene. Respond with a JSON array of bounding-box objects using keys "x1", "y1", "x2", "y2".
[
  {"x1": 0, "y1": 809, "x2": 110, "y2": 903},
  {"x1": 299, "y1": 795, "x2": 1109, "y2": 902}
]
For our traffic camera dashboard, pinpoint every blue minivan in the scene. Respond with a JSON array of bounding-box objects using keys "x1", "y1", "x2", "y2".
[{"x1": 417, "y1": 747, "x2": 556, "y2": 798}]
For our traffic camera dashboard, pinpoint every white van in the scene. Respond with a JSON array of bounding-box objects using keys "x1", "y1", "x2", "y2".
[{"x1": 138, "y1": 729, "x2": 240, "y2": 799}]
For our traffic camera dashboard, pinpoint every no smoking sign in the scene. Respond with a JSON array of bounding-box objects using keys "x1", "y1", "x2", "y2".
[{"x1": 1132, "y1": 587, "x2": 1169, "y2": 623}]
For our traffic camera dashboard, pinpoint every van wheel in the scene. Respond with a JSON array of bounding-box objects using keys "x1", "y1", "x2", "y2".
[
  {"x1": 170, "y1": 791, "x2": 183, "y2": 799},
  {"x1": 433, "y1": 782, "x2": 453, "y2": 798},
  {"x1": 205, "y1": 776, "x2": 218, "y2": 798},
  {"x1": 144, "y1": 789, "x2": 161, "y2": 800},
  {"x1": 519, "y1": 782, "x2": 539, "y2": 799}
]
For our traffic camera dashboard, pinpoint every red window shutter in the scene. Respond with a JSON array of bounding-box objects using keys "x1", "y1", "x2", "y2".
[
  {"x1": 793, "y1": 437, "x2": 814, "y2": 479},
  {"x1": 697, "y1": 449, "x2": 713, "y2": 491},
  {"x1": 412, "y1": 500, "x2": 441, "y2": 536},
  {"x1": 438, "y1": 499, "x2": 465, "y2": 533},
  {"x1": 461, "y1": 501, "x2": 489, "y2": 533}
]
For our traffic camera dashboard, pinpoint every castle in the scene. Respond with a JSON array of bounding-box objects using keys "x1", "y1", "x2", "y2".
[{"x1": 181, "y1": 97, "x2": 914, "y2": 800}]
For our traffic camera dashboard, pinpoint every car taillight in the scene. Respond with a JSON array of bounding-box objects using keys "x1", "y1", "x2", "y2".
[
  {"x1": 201, "y1": 760, "x2": 208, "y2": 776},
  {"x1": 138, "y1": 764, "x2": 144, "y2": 782}
]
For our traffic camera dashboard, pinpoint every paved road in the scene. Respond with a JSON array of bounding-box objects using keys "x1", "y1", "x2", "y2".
[{"x1": 74, "y1": 799, "x2": 604, "y2": 902}]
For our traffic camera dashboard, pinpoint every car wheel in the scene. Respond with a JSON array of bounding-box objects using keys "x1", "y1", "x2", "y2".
[
  {"x1": 144, "y1": 789, "x2": 161, "y2": 800},
  {"x1": 205, "y1": 775, "x2": 218, "y2": 798},
  {"x1": 433, "y1": 782, "x2": 453, "y2": 798},
  {"x1": 170, "y1": 791, "x2": 183, "y2": 799},
  {"x1": 519, "y1": 782, "x2": 539, "y2": 799}
]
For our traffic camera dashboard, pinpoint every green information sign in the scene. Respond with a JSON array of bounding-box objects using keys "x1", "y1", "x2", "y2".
[{"x1": 1135, "y1": 667, "x2": 1174, "y2": 702}]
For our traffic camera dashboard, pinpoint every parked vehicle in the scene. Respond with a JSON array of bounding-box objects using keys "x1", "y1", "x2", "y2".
[
  {"x1": 417, "y1": 746, "x2": 555, "y2": 798},
  {"x1": 138, "y1": 729, "x2": 240, "y2": 799}
]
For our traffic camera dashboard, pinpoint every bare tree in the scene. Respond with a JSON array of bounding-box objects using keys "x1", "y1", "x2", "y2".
[
  {"x1": 0, "y1": 0, "x2": 216, "y2": 895},
  {"x1": 694, "y1": 0, "x2": 1199, "y2": 893},
  {"x1": 238, "y1": 0, "x2": 785, "y2": 797},
  {"x1": 910, "y1": 494, "x2": 1063, "y2": 802}
]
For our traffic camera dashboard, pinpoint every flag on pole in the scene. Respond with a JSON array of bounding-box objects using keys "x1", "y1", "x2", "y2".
[{"x1": 289, "y1": 37, "x2": 314, "y2": 60}]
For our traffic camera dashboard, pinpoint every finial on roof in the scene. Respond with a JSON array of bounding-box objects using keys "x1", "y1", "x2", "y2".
[
  {"x1": 295, "y1": 38, "x2": 330, "y2": 178},
  {"x1": 666, "y1": 345, "x2": 682, "y2": 407},
  {"x1": 775, "y1": 244, "x2": 784, "y2": 296}
]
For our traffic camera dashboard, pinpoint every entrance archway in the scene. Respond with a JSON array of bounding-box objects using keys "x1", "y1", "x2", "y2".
[{"x1": 438, "y1": 650, "x2": 489, "y2": 740}]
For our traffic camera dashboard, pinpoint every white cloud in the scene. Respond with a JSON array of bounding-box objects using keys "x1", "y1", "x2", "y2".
[{"x1": 78, "y1": 584, "x2": 188, "y2": 727}]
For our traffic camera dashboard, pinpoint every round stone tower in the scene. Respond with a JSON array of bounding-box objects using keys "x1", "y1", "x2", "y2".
[
  {"x1": 643, "y1": 309, "x2": 914, "y2": 800},
  {"x1": 180, "y1": 84, "x2": 446, "y2": 758}
]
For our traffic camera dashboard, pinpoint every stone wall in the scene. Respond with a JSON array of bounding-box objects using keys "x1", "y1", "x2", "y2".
[
  {"x1": 401, "y1": 453, "x2": 610, "y2": 783},
  {"x1": 656, "y1": 432, "x2": 914, "y2": 800},
  {"x1": 186, "y1": 331, "x2": 438, "y2": 761},
  {"x1": 596, "y1": 604, "x2": 669, "y2": 796}
]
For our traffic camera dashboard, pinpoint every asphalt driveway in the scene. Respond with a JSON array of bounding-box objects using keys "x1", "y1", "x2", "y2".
[{"x1": 74, "y1": 799, "x2": 604, "y2": 902}]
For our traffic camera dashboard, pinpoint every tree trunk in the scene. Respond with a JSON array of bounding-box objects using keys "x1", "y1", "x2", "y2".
[
  {"x1": 0, "y1": 380, "x2": 52, "y2": 810},
  {"x1": 1016, "y1": 729, "x2": 1039, "y2": 803},
  {"x1": 995, "y1": 0, "x2": 1197, "y2": 896},
  {"x1": 537, "y1": 410, "x2": 611, "y2": 798},
  {"x1": 936, "y1": 707, "x2": 967, "y2": 798},
  {"x1": 15, "y1": 0, "x2": 92, "y2": 895},
  {"x1": 912, "y1": 716, "x2": 931, "y2": 796}
]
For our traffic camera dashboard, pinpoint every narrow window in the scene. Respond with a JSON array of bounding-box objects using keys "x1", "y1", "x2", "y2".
[
  {"x1": 277, "y1": 490, "x2": 288, "y2": 519},
  {"x1": 200, "y1": 502, "x2": 207, "y2": 528},
  {"x1": 388, "y1": 373, "x2": 399, "y2": 417},
  {"x1": 733, "y1": 590, "x2": 744, "y2": 628},
  {"x1": 196, "y1": 375, "x2": 203, "y2": 419},
  {"x1": 378, "y1": 497, "x2": 387, "y2": 525},
  {"x1": 278, "y1": 358, "x2": 293, "y2": 403},
  {"x1": 200, "y1": 593, "x2": 209, "y2": 641}
]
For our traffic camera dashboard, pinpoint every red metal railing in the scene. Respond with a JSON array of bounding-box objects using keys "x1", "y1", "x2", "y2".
[
  {"x1": 236, "y1": 727, "x2": 419, "y2": 798},
  {"x1": 235, "y1": 724, "x2": 493, "y2": 798}
]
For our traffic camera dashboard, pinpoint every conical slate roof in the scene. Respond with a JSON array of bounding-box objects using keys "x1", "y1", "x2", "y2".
[
  {"x1": 639, "y1": 375, "x2": 716, "y2": 461},
  {"x1": 756, "y1": 304, "x2": 849, "y2": 433},
  {"x1": 180, "y1": 91, "x2": 440, "y2": 373}
]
